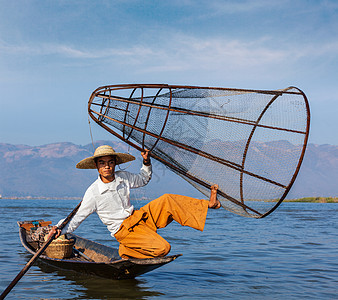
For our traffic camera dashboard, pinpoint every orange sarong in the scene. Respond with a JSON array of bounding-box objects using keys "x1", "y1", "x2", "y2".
[{"x1": 114, "y1": 193, "x2": 209, "y2": 259}]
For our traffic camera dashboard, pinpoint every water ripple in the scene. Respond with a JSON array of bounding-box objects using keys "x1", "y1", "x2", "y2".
[{"x1": 0, "y1": 200, "x2": 337, "y2": 299}]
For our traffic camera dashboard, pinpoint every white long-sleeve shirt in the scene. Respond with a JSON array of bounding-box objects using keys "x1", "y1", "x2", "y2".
[{"x1": 58, "y1": 164, "x2": 152, "y2": 236}]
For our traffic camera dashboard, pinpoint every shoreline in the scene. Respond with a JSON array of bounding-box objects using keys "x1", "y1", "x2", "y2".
[
  {"x1": 0, "y1": 196, "x2": 82, "y2": 200},
  {"x1": 283, "y1": 197, "x2": 338, "y2": 203},
  {"x1": 1, "y1": 196, "x2": 337, "y2": 203}
]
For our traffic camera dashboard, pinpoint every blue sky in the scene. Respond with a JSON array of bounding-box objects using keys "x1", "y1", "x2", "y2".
[{"x1": 0, "y1": 0, "x2": 337, "y2": 146}]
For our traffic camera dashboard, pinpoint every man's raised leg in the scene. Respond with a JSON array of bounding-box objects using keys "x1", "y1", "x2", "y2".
[{"x1": 116, "y1": 184, "x2": 221, "y2": 258}]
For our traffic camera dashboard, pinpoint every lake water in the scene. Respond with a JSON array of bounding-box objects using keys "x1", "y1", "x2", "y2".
[{"x1": 0, "y1": 199, "x2": 337, "y2": 299}]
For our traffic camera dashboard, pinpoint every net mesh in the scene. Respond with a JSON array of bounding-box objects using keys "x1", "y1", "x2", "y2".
[{"x1": 88, "y1": 84, "x2": 310, "y2": 218}]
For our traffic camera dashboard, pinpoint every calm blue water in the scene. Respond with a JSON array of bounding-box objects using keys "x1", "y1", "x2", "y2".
[{"x1": 0, "y1": 199, "x2": 337, "y2": 299}]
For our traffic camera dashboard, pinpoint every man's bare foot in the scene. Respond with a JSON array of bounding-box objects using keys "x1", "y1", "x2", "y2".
[{"x1": 208, "y1": 184, "x2": 221, "y2": 209}]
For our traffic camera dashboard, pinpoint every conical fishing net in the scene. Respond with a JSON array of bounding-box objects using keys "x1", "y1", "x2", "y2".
[{"x1": 88, "y1": 84, "x2": 310, "y2": 218}]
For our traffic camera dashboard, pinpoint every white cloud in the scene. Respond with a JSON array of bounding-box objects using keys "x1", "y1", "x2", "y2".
[
  {"x1": 1, "y1": 33, "x2": 337, "y2": 75},
  {"x1": 207, "y1": 0, "x2": 285, "y2": 14},
  {"x1": 169, "y1": 0, "x2": 286, "y2": 15}
]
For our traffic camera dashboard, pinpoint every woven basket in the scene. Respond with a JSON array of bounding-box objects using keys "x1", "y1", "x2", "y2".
[{"x1": 44, "y1": 237, "x2": 75, "y2": 259}]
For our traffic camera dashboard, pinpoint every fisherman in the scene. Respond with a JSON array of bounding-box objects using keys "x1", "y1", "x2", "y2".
[{"x1": 48, "y1": 145, "x2": 221, "y2": 259}]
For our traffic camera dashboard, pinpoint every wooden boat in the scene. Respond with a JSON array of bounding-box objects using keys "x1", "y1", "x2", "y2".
[{"x1": 18, "y1": 220, "x2": 181, "y2": 280}]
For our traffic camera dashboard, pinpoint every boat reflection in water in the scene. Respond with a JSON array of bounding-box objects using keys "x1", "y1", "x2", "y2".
[{"x1": 35, "y1": 260, "x2": 165, "y2": 299}]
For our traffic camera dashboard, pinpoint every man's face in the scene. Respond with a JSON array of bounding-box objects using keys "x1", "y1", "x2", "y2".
[{"x1": 96, "y1": 155, "x2": 116, "y2": 182}]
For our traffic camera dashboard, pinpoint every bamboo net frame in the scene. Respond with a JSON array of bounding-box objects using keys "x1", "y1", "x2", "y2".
[{"x1": 88, "y1": 84, "x2": 310, "y2": 218}]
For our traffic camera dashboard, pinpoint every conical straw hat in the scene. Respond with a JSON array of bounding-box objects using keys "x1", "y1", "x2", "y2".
[{"x1": 76, "y1": 145, "x2": 135, "y2": 169}]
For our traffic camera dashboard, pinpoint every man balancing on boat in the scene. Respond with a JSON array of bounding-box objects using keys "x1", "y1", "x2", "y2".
[{"x1": 47, "y1": 145, "x2": 220, "y2": 259}]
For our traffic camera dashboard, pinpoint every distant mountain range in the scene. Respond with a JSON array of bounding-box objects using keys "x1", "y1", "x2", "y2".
[{"x1": 0, "y1": 141, "x2": 337, "y2": 199}]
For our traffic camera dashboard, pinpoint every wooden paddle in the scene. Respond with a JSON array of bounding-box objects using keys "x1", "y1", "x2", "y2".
[{"x1": 0, "y1": 201, "x2": 82, "y2": 300}]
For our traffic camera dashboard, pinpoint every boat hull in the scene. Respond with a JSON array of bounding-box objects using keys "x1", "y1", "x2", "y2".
[{"x1": 18, "y1": 220, "x2": 181, "y2": 279}]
